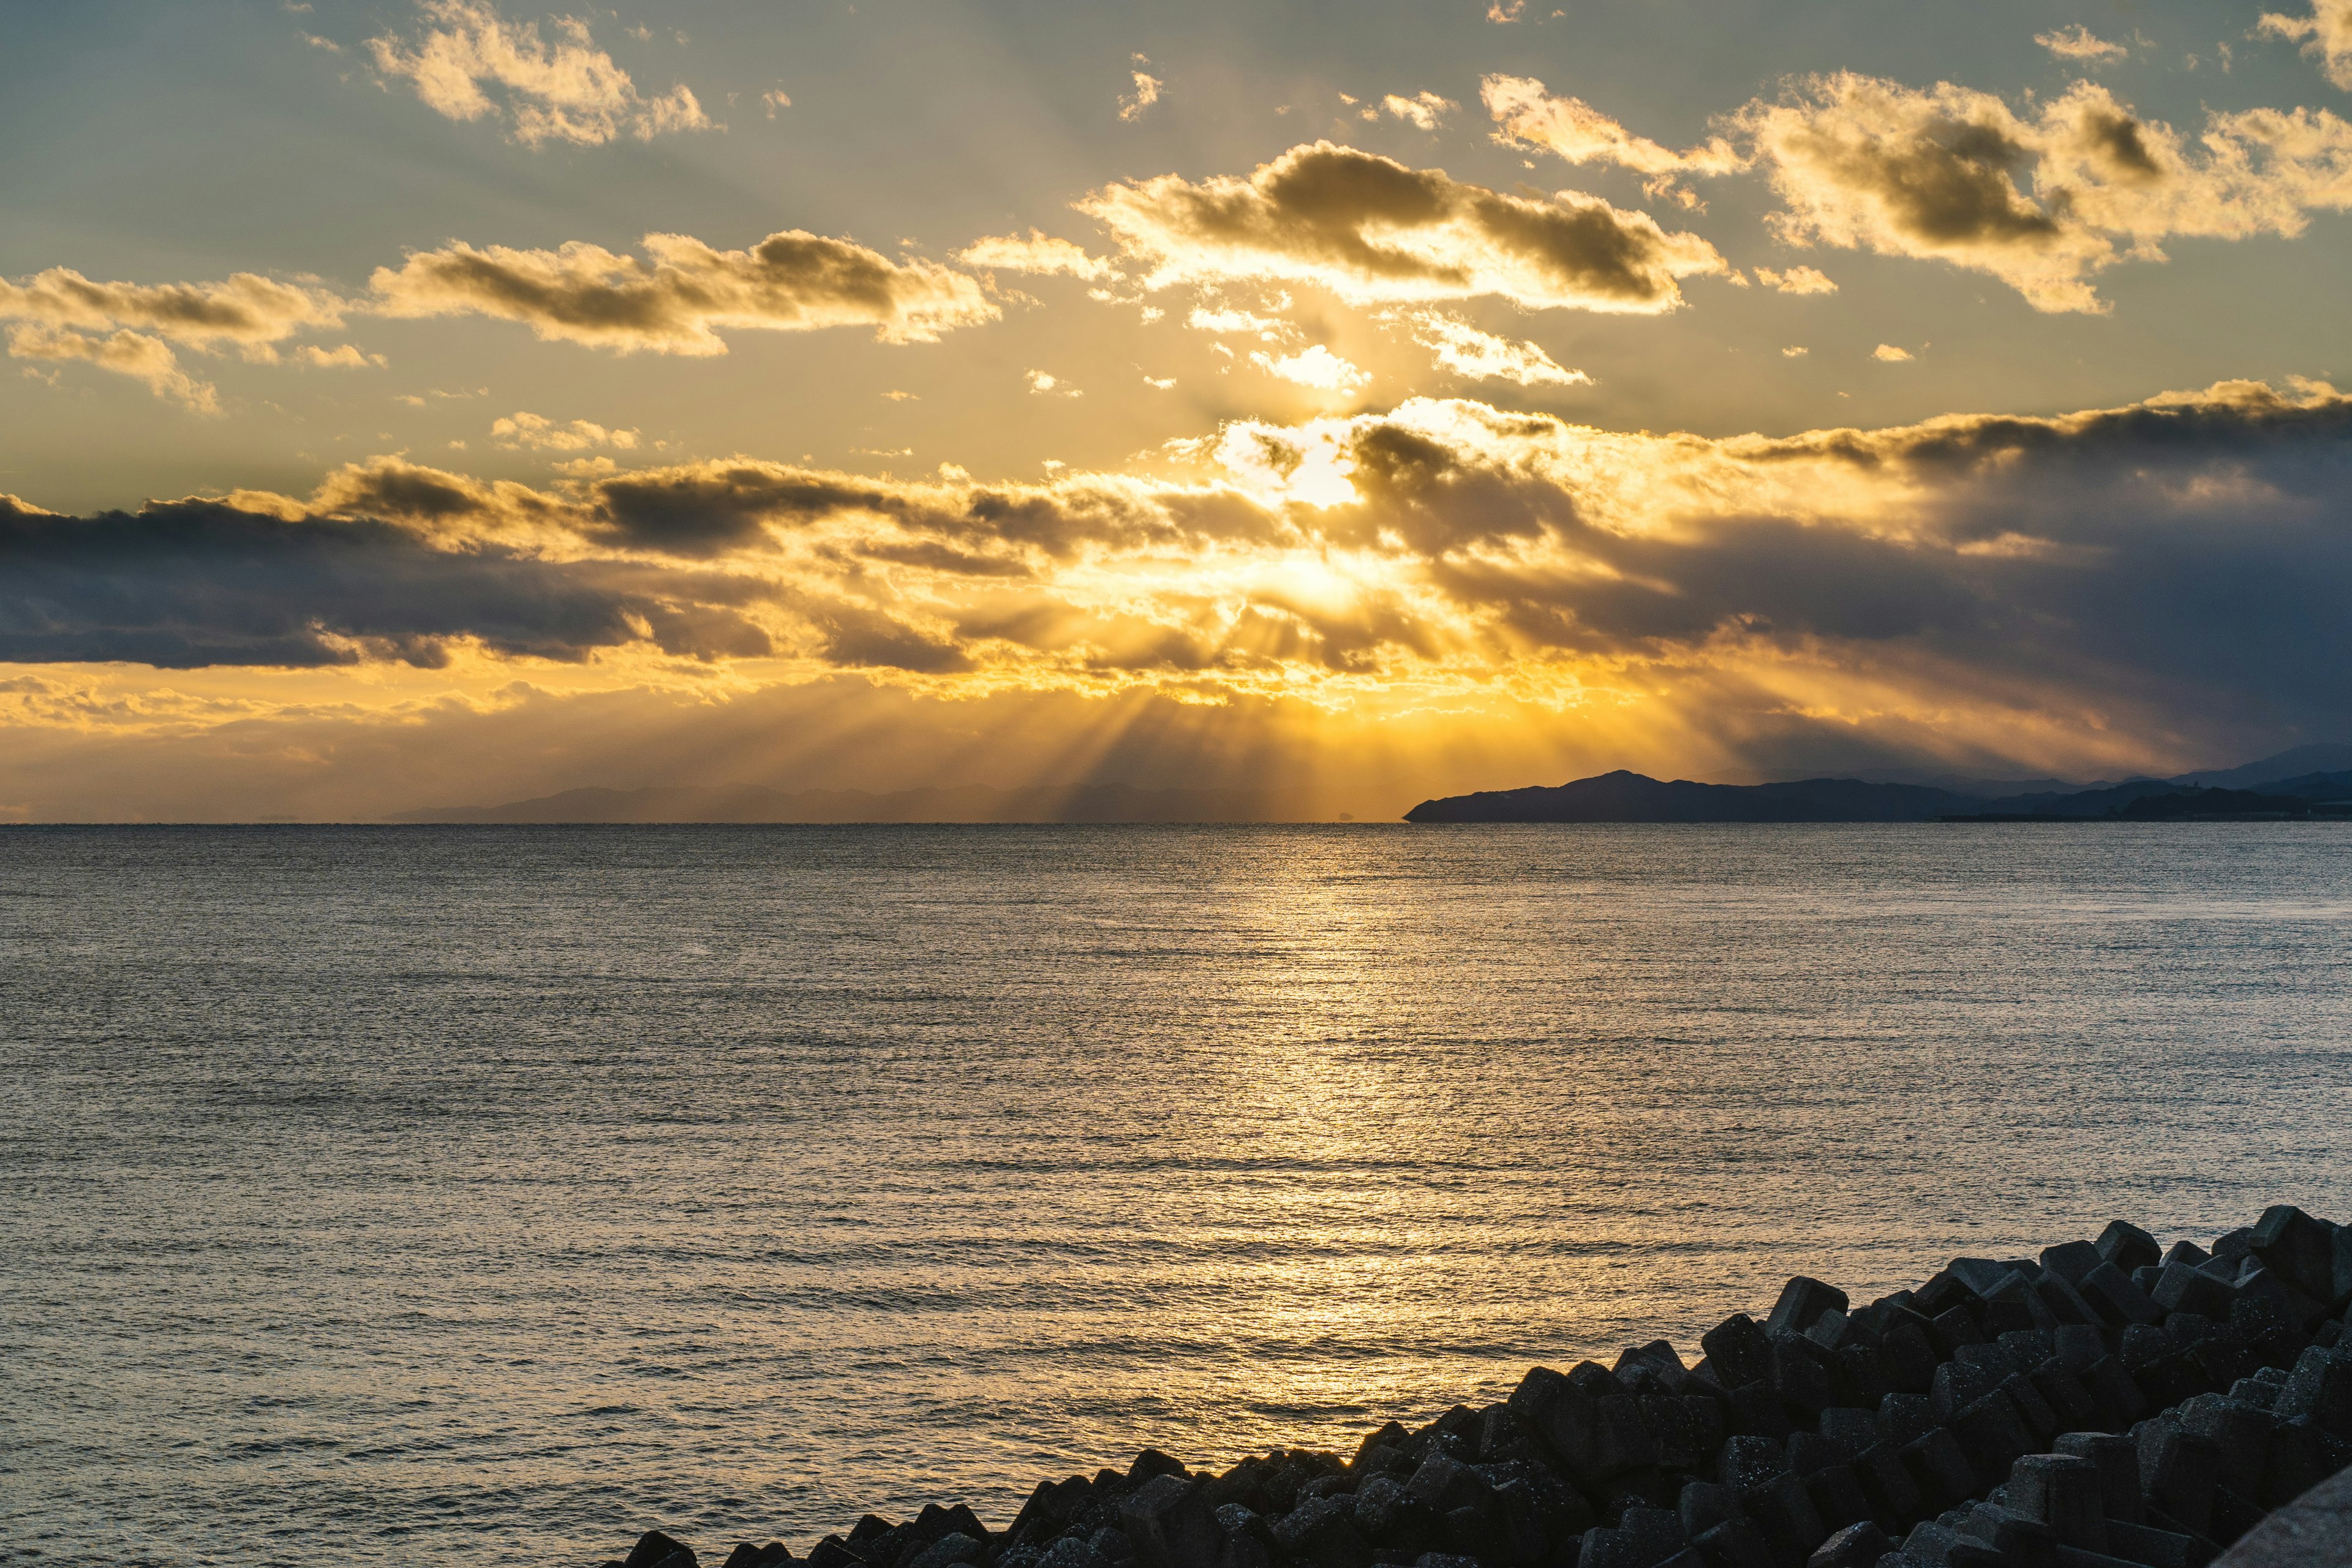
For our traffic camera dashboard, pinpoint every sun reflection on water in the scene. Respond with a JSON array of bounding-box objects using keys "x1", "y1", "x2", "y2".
[{"x1": 6, "y1": 824, "x2": 2351, "y2": 1564}]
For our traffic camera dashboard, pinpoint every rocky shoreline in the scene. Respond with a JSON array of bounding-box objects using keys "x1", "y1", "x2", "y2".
[{"x1": 600, "y1": 1207, "x2": 2352, "y2": 1568}]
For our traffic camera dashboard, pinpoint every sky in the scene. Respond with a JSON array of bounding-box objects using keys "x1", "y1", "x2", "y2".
[{"x1": 6, "y1": 0, "x2": 2352, "y2": 820}]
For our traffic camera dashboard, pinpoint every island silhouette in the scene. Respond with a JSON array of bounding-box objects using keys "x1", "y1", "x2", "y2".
[{"x1": 1404, "y1": 746, "x2": 2352, "y2": 823}]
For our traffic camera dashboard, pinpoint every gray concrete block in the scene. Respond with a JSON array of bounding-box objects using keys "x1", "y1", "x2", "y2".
[
  {"x1": 2081, "y1": 1267, "x2": 2165, "y2": 1331},
  {"x1": 2275, "y1": 1349, "x2": 2352, "y2": 1437},
  {"x1": 2055, "y1": 1433, "x2": 2143, "y2": 1527},
  {"x1": 2098, "y1": 1226, "x2": 2162, "y2": 1277},
  {"x1": 1691, "y1": 1518, "x2": 1777, "y2": 1568},
  {"x1": 1807, "y1": 1523, "x2": 1895, "y2": 1568},
  {"x1": 2207, "y1": 1454, "x2": 2352, "y2": 1568},
  {"x1": 2008, "y1": 1455, "x2": 2107, "y2": 1551},
  {"x1": 2248, "y1": 1210, "x2": 2340, "y2": 1310},
  {"x1": 1770, "y1": 1280, "x2": 1854, "y2": 1339},
  {"x1": 1121, "y1": 1477, "x2": 1222, "y2": 1568},
  {"x1": 2102, "y1": 1520, "x2": 2212, "y2": 1568},
  {"x1": 1961, "y1": 1502, "x2": 2059, "y2": 1568},
  {"x1": 1705, "y1": 1317, "x2": 1776, "y2": 1394},
  {"x1": 2044, "y1": 1245, "x2": 2105, "y2": 1288},
  {"x1": 2153, "y1": 1267, "x2": 2238, "y2": 1325}
]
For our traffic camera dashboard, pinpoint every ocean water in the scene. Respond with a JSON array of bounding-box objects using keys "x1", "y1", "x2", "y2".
[{"x1": 4, "y1": 824, "x2": 2350, "y2": 1567}]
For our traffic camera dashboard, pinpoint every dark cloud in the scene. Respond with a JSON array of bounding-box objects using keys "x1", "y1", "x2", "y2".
[
  {"x1": 0, "y1": 495, "x2": 767, "y2": 667},
  {"x1": 855, "y1": 540, "x2": 1035, "y2": 578},
  {"x1": 2067, "y1": 104, "x2": 2162, "y2": 185},
  {"x1": 786, "y1": 591, "x2": 970, "y2": 673},
  {"x1": 589, "y1": 464, "x2": 834, "y2": 555},
  {"x1": 1314, "y1": 385, "x2": 2352, "y2": 728},
  {"x1": 580, "y1": 460, "x2": 1284, "y2": 561}
]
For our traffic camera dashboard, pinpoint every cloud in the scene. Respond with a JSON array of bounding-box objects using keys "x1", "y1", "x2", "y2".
[
  {"x1": 1738, "y1": 74, "x2": 2352, "y2": 311},
  {"x1": 1752, "y1": 265, "x2": 1838, "y2": 294},
  {"x1": 1739, "y1": 75, "x2": 2101, "y2": 310},
  {"x1": 1187, "y1": 306, "x2": 1293, "y2": 337},
  {"x1": 1482, "y1": 75, "x2": 1749, "y2": 184},
  {"x1": 0, "y1": 490, "x2": 768, "y2": 668},
  {"x1": 956, "y1": 230, "x2": 1120, "y2": 281},
  {"x1": 1485, "y1": 68, "x2": 2352, "y2": 309},
  {"x1": 1482, "y1": 74, "x2": 1746, "y2": 212},
  {"x1": 1076, "y1": 140, "x2": 1727, "y2": 313},
  {"x1": 1782, "y1": 345, "x2": 1809, "y2": 356},
  {"x1": 763, "y1": 89, "x2": 792, "y2": 118},
  {"x1": 370, "y1": 229, "x2": 998, "y2": 351},
  {"x1": 0, "y1": 265, "x2": 382, "y2": 398},
  {"x1": 1119, "y1": 65, "x2": 1163, "y2": 123},
  {"x1": 1026, "y1": 370, "x2": 1080, "y2": 396},
  {"x1": 2260, "y1": 0, "x2": 2352, "y2": 89},
  {"x1": 1395, "y1": 311, "x2": 1590, "y2": 386},
  {"x1": 1873, "y1": 343, "x2": 1915, "y2": 361},
  {"x1": 11, "y1": 379, "x2": 2352, "y2": 789},
  {"x1": 491, "y1": 412, "x2": 640, "y2": 451},
  {"x1": 366, "y1": 0, "x2": 709, "y2": 147},
  {"x1": 1250, "y1": 345, "x2": 1371, "y2": 390},
  {"x1": 296, "y1": 343, "x2": 388, "y2": 367},
  {"x1": 5, "y1": 325, "x2": 218, "y2": 412},
  {"x1": 1381, "y1": 91, "x2": 1456, "y2": 130},
  {"x1": 2036, "y1": 24, "x2": 2128, "y2": 63},
  {"x1": 0, "y1": 266, "x2": 344, "y2": 350}
]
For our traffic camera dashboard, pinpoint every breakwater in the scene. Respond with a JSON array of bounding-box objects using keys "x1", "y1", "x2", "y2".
[{"x1": 599, "y1": 1206, "x2": 2352, "y2": 1568}]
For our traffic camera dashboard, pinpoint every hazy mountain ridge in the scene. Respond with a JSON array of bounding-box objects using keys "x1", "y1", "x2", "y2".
[
  {"x1": 1405, "y1": 750, "x2": 2352, "y2": 824},
  {"x1": 402, "y1": 747, "x2": 2352, "y2": 825}
]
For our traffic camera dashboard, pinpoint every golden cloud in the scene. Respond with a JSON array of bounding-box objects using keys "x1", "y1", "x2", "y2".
[
  {"x1": 1752, "y1": 265, "x2": 1838, "y2": 295},
  {"x1": 0, "y1": 266, "x2": 344, "y2": 349},
  {"x1": 1390, "y1": 311, "x2": 1589, "y2": 387},
  {"x1": 6, "y1": 324, "x2": 219, "y2": 412},
  {"x1": 0, "y1": 265, "x2": 354, "y2": 402},
  {"x1": 1074, "y1": 141, "x2": 1727, "y2": 312},
  {"x1": 956, "y1": 231, "x2": 1120, "y2": 281},
  {"x1": 1482, "y1": 75, "x2": 1748, "y2": 182},
  {"x1": 366, "y1": 0, "x2": 709, "y2": 147},
  {"x1": 1118, "y1": 66, "x2": 1163, "y2": 123},
  {"x1": 491, "y1": 412, "x2": 640, "y2": 451},
  {"x1": 370, "y1": 230, "x2": 999, "y2": 352},
  {"x1": 1381, "y1": 91, "x2": 1456, "y2": 131},
  {"x1": 2035, "y1": 24, "x2": 2128, "y2": 63},
  {"x1": 1738, "y1": 75, "x2": 2352, "y2": 312},
  {"x1": 2260, "y1": 0, "x2": 2352, "y2": 89}
]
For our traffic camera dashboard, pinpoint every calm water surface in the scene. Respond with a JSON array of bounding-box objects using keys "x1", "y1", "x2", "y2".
[{"x1": 4, "y1": 824, "x2": 2350, "y2": 1566}]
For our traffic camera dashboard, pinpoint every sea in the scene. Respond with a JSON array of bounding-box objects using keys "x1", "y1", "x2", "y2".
[{"x1": 4, "y1": 824, "x2": 2350, "y2": 1567}]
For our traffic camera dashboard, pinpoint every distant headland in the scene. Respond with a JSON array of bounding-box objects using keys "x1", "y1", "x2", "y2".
[{"x1": 1404, "y1": 746, "x2": 2352, "y2": 825}]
